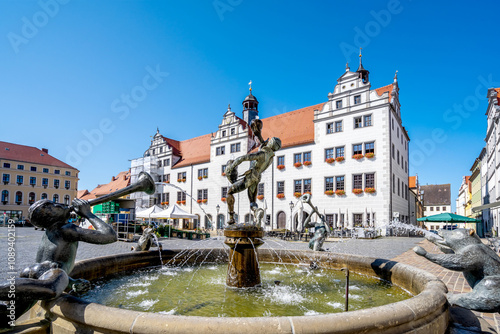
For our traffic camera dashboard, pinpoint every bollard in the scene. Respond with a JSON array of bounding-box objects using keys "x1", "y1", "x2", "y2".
[{"x1": 341, "y1": 267, "x2": 349, "y2": 312}]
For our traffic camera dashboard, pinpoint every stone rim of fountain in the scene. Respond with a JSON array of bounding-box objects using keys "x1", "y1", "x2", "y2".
[{"x1": 27, "y1": 248, "x2": 449, "y2": 334}]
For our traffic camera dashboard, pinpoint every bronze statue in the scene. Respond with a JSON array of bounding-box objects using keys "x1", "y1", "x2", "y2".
[
  {"x1": 414, "y1": 228, "x2": 500, "y2": 312},
  {"x1": 0, "y1": 199, "x2": 117, "y2": 327},
  {"x1": 300, "y1": 194, "x2": 329, "y2": 251},
  {"x1": 225, "y1": 119, "x2": 281, "y2": 225},
  {"x1": 132, "y1": 227, "x2": 162, "y2": 251}
]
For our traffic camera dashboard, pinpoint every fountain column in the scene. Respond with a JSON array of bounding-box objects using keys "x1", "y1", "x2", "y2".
[{"x1": 224, "y1": 224, "x2": 264, "y2": 288}]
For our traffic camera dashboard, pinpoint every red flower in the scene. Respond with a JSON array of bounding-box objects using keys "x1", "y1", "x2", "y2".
[
  {"x1": 325, "y1": 158, "x2": 335, "y2": 164},
  {"x1": 352, "y1": 154, "x2": 364, "y2": 160},
  {"x1": 364, "y1": 187, "x2": 376, "y2": 193},
  {"x1": 221, "y1": 197, "x2": 227, "y2": 202},
  {"x1": 277, "y1": 193, "x2": 285, "y2": 199},
  {"x1": 294, "y1": 192, "x2": 302, "y2": 198},
  {"x1": 335, "y1": 156, "x2": 345, "y2": 162},
  {"x1": 198, "y1": 176, "x2": 203, "y2": 180},
  {"x1": 197, "y1": 199, "x2": 202, "y2": 203},
  {"x1": 335, "y1": 189, "x2": 345, "y2": 196},
  {"x1": 352, "y1": 188, "x2": 363, "y2": 194},
  {"x1": 294, "y1": 162, "x2": 302, "y2": 168},
  {"x1": 277, "y1": 164, "x2": 285, "y2": 170},
  {"x1": 202, "y1": 199, "x2": 207, "y2": 203},
  {"x1": 257, "y1": 195, "x2": 264, "y2": 200},
  {"x1": 365, "y1": 153, "x2": 375, "y2": 159},
  {"x1": 325, "y1": 190, "x2": 334, "y2": 196},
  {"x1": 303, "y1": 161, "x2": 312, "y2": 166}
]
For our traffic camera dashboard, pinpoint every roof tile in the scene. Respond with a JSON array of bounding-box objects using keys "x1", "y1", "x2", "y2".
[{"x1": 0, "y1": 141, "x2": 77, "y2": 170}]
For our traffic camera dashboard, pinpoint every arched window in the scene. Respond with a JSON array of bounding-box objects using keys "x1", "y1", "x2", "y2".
[
  {"x1": 29, "y1": 192, "x2": 36, "y2": 205},
  {"x1": 41, "y1": 193, "x2": 48, "y2": 200},
  {"x1": 53, "y1": 194, "x2": 59, "y2": 203},
  {"x1": 1, "y1": 190, "x2": 8, "y2": 204},
  {"x1": 277, "y1": 211, "x2": 286, "y2": 229},
  {"x1": 15, "y1": 191, "x2": 22, "y2": 204},
  {"x1": 204, "y1": 214, "x2": 212, "y2": 230},
  {"x1": 64, "y1": 195, "x2": 70, "y2": 205},
  {"x1": 217, "y1": 214, "x2": 225, "y2": 230}
]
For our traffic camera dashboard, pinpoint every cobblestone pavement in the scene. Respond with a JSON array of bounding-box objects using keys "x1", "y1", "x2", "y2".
[{"x1": 2, "y1": 227, "x2": 497, "y2": 332}]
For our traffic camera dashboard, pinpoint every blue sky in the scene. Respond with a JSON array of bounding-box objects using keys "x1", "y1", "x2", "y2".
[{"x1": 0, "y1": 0, "x2": 498, "y2": 211}]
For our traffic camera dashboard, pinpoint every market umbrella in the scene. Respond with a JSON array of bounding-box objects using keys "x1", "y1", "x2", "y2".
[
  {"x1": 136, "y1": 205, "x2": 164, "y2": 218},
  {"x1": 150, "y1": 204, "x2": 197, "y2": 219},
  {"x1": 417, "y1": 213, "x2": 480, "y2": 223}
]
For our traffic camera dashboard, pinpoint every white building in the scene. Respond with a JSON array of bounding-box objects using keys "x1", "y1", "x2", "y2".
[
  {"x1": 131, "y1": 59, "x2": 410, "y2": 231},
  {"x1": 421, "y1": 184, "x2": 452, "y2": 231}
]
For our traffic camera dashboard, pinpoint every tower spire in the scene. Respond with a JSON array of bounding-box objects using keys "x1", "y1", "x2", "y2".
[
  {"x1": 248, "y1": 80, "x2": 252, "y2": 93},
  {"x1": 359, "y1": 48, "x2": 362, "y2": 66},
  {"x1": 356, "y1": 48, "x2": 370, "y2": 84}
]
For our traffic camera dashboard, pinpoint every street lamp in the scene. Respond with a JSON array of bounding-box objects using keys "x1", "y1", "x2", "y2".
[
  {"x1": 289, "y1": 201, "x2": 294, "y2": 232},
  {"x1": 216, "y1": 204, "x2": 220, "y2": 230}
]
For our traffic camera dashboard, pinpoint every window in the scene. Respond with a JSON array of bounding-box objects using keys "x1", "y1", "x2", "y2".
[
  {"x1": 303, "y1": 152, "x2": 311, "y2": 163},
  {"x1": 42, "y1": 178, "x2": 48, "y2": 187},
  {"x1": 3, "y1": 163, "x2": 10, "y2": 168},
  {"x1": 397, "y1": 127, "x2": 399, "y2": 138},
  {"x1": 15, "y1": 191, "x2": 22, "y2": 204},
  {"x1": 216, "y1": 146, "x2": 225, "y2": 156},
  {"x1": 363, "y1": 115, "x2": 372, "y2": 127},
  {"x1": 43, "y1": 168, "x2": 49, "y2": 173},
  {"x1": 29, "y1": 192, "x2": 36, "y2": 205},
  {"x1": 231, "y1": 128, "x2": 235, "y2": 135},
  {"x1": 164, "y1": 159, "x2": 170, "y2": 167},
  {"x1": 335, "y1": 147, "x2": 344, "y2": 158},
  {"x1": 365, "y1": 173, "x2": 375, "y2": 188},
  {"x1": 353, "y1": 214, "x2": 363, "y2": 227},
  {"x1": 397, "y1": 178, "x2": 400, "y2": 196},
  {"x1": 336, "y1": 100, "x2": 342, "y2": 109},
  {"x1": 303, "y1": 179, "x2": 311, "y2": 193},
  {"x1": 222, "y1": 130, "x2": 226, "y2": 137},
  {"x1": 294, "y1": 180, "x2": 302, "y2": 194},
  {"x1": 30, "y1": 177, "x2": 36, "y2": 186},
  {"x1": 436, "y1": 207, "x2": 440, "y2": 211},
  {"x1": 1, "y1": 190, "x2": 8, "y2": 203},
  {"x1": 397, "y1": 150, "x2": 400, "y2": 165},
  {"x1": 53, "y1": 194, "x2": 59, "y2": 203},
  {"x1": 277, "y1": 156, "x2": 285, "y2": 166},
  {"x1": 230, "y1": 143, "x2": 241, "y2": 153},
  {"x1": 354, "y1": 95, "x2": 361, "y2": 104},
  {"x1": 177, "y1": 172, "x2": 186, "y2": 181},
  {"x1": 294, "y1": 153, "x2": 302, "y2": 164},
  {"x1": 165, "y1": 174, "x2": 170, "y2": 183},
  {"x1": 354, "y1": 117, "x2": 362, "y2": 128},
  {"x1": 158, "y1": 160, "x2": 162, "y2": 167},
  {"x1": 222, "y1": 187, "x2": 228, "y2": 199},
  {"x1": 17, "y1": 164, "x2": 24, "y2": 170},
  {"x1": 325, "y1": 148, "x2": 334, "y2": 160},
  {"x1": 277, "y1": 181, "x2": 285, "y2": 195},
  {"x1": 54, "y1": 169, "x2": 60, "y2": 175},
  {"x1": 392, "y1": 118, "x2": 394, "y2": 130},
  {"x1": 353, "y1": 144, "x2": 362, "y2": 155},
  {"x1": 54, "y1": 179, "x2": 60, "y2": 189},
  {"x1": 326, "y1": 123, "x2": 334, "y2": 134},
  {"x1": 177, "y1": 191, "x2": 186, "y2": 202},
  {"x1": 64, "y1": 195, "x2": 70, "y2": 205},
  {"x1": 335, "y1": 121, "x2": 343, "y2": 132},
  {"x1": 336, "y1": 176, "x2": 345, "y2": 190},
  {"x1": 405, "y1": 161, "x2": 408, "y2": 173},
  {"x1": 162, "y1": 192, "x2": 170, "y2": 204},
  {"x1": 430, "y1": 207, "x2": 434, "y2": 211},
  {"x1": 31, "y1": 166, "x2": 37, "y2": 172},
  {"x1": 325, "y1": 177, "x2": 334, "y2": 192},
  {"x1": 65, "y1": 171, "x2": 71, "y2": 176},
  {"x1": 16, "y1": 175, "x2": 23, "y2": 185},
  {"x1": 257, "y1": 183, "x2": 264, "y2": 196},
  {"x1": 198, "y1": 168, "x2": 208, "y2": 179},
  {"x1": 197, "y1": 189, "x2": 208, "y2": 201},
  {"x1": 41, "y1": 193, "x2": 48, "y2": 200},
  {"x1": 2, "y1": 174, "x2": 9, "y2": 184},
  {"x1": 221, "y1": 165, "x2": 227, "y2": 175},
  {"x1": 392, "y1": 174, "x2": 395, "y2": 193},
  {"x1": 353, "y1": 174, "x2": 362, "y2": 190},
  {"x1": 392, "y1": 144, "x2": 395, "y2": 159},
  {"x1": 65, "y1": 180, "x2": 70, "y2": 189},
  {"x1": 365, "y1": 142, "x2": 374, "y2": 154},
  {"x1": 442, "y1": 206, "x2": 446, "y2": 211}
]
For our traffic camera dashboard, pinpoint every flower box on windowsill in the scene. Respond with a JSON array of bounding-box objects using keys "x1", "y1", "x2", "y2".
[
  {"x1": 277, "y1": 193, "x2": 285, "y2": 199},
  {"x1": 161, "y1": 202, "x2": 169, "y2": 206},
  {"x1": 164, "y1": 181, "x2": 170, "y2": 184},
  {"x1": 277, "y1": 164, "x2": 285, "y2": 170},
  {"x1": 294, "y1": 192, "x2": 302, "y2": 198},
  {"x1": 352, "y1": 154, "x2": 364, "y2": 160},
  {"x1": 294, "y1": 162, "x2": 302, "y2": 168},
  {"x1": 364, "y1": 187, "x2": 376, "y2": 193},
  {"x1": 303, "y1": 161, "x2": 312, "y2": 166},
  {"x1": 198, "y1": 176, "x2": 203, "y2": 180},
  {"x1": 202, "y1": 199, "x2": 207, "y2": 203},
  {"x1": 221, "y1": 197, "x2": 226, "y2": 202},
  {"x1": 335, "y1": 156, "x2": 345, "y2": 162},
  {"x1": 177, "y1": 179, "x2": 182, "y2": 183},
  {"x1": 352, "y1": 189, "x2": 364, "y2": 194},
  {"x1": 325, "y1": 158, "x2": 335, "y2": 164},
  {"x1": 325, "y1": 190, "x2": 334, "y2": 196},
  {"x1": 197, "y1": 199, "x2": 202, "y2": 203},
  {"x1": 365, "y1": 153, "x2": 375, "y2": 159},
  {"x1": 177, "y1": 201, "x2": 181, "y2": 204},
  {"x1": 181, "y1": 200, "x2": 186, "y2": 205},
  {"x1": 203, "y1": 175, "x2": 208, "y2": 179},
  {"x1": 222, "y1": 172, "x2": 226, "y2": 176},
  {"x1": 335, "y1": 189, "x2": 345, "y2": 196},
  {"x1": 257, "y1": 195, "x2": 264, "y2": 200}
]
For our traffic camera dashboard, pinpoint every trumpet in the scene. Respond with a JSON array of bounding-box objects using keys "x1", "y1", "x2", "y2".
[{"x1": 71, "y1": 171, "x2": 155, "y2": 209}]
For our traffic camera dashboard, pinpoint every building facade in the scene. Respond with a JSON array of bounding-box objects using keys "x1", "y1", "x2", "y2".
[
  {"x1": 409, "y1": 175, "x2": 424, "y2": 226},
  {"x1": 0, "y1": 141, "x2": 79, "y2": 223},
  {"x1": 131, "y1": 60, "x2": 410, "y2": 231},
  {"x1": 421, "y1": 184, "x2": 451, "y2": 230}
]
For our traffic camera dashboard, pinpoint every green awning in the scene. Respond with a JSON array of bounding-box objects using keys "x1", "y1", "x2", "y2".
[{"x1": 417, "y1": 212, "x2": 480, "y2": 223}]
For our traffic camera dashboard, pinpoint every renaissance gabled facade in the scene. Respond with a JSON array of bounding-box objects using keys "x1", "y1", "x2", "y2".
[{"x1": 131, "y1": 59, "x2": 410, "y2": 231}]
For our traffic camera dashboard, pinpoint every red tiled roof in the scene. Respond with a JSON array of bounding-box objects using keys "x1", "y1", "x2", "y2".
[
  {"x1": 496, "y1": 88, "x2": 500, "y2": 104},
  {"x1": 77, "y1": 190, "x2": 89, "y2": 199},
  {"x1": 0, "y1": 141, "x2": 77, "y2": 170},
  {"x1": 375, "y1": 84, "x2": 393, "y2": 102},
  {"x1": 260, "y1": 103, "x2": 325, "y2": 149},
  {"x1": 82, "y1": 170, "x2": 131, "y2": 199},
  {"x1": 409, "y1": 176, "x2": 417, "y2": 189},
  {"x1": 172, "y1": 134, "x2": 212, "y2": 168}
]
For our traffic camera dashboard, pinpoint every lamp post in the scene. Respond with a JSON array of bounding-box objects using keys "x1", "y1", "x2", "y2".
[
  {"x1": 216, "y1": 204, "x2": 220, "y2": 231},
  {"x1": 289, "y1": 201, "x2": 294, "y2": 232}
]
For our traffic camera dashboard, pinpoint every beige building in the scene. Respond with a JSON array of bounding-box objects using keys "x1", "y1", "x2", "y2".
[{"x1": 0, "y1": 141, "x2": 79, "y2": 223}]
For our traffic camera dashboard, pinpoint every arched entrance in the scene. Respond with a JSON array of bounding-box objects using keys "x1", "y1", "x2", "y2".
[
  {"x1": 277, "y1": 211, "x2": 286, "y2": 229},
  {"x1": 217, "y1": 214, "x2": 225, "y2": 230}
]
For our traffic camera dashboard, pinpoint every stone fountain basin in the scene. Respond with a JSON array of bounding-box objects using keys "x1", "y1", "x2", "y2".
[{"x1": 28, "y1": 248, "x2": 449, "y2": 334}]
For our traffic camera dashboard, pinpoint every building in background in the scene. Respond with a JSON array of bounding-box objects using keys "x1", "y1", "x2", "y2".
[
  {"x1": 0, "y1": 141, "x2": 79, "y2": 223},
  {"x1": 409, "y1": 175, "x2": 423, "y2": 226},
  {"x1": 131, "y1": 59, "x2": 410, "y2": 231},
  {"x1": 421, "y1": 184, "x2": 451, "y2": 230},
  {"x1": 456, "y1": 176, "x2": 470, "y2": 217}
]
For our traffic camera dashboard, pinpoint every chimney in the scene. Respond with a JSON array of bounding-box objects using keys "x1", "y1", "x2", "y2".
[{"x1": 42, "y1": 148, "x2": 48, "y2": 154}]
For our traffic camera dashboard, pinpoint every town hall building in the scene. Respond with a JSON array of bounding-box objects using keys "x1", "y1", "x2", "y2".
[{"x1": 130, "y1": 58, "x2": 410, "y2": 232}]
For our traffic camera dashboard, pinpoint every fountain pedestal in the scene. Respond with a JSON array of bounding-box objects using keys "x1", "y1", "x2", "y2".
[{"x1": 224, "y1": 224, "x2": 264, "y2": 288}]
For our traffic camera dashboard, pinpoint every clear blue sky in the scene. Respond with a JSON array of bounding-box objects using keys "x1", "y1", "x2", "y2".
[{"x1": 0, "y1": 0, "x2": 498, "y2": 211}]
